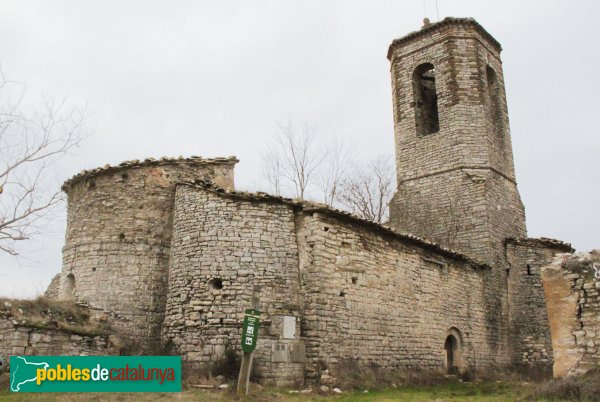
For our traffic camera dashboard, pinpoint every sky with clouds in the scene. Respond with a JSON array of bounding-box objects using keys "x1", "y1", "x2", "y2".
[{"x1": 0, "y1": 0, "x2": 598, "y2": 297}]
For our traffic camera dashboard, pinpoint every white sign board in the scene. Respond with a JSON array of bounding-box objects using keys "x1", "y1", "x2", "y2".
[{"x1": 283, "y1": 316, "x2": 296, "y2": 339}]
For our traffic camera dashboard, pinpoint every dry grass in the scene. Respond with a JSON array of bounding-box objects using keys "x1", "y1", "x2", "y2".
[
  {"x1": 325, "y1": 360, "x2": 557, "y2": 393},
  {"x1": 531, "y1": 368, "x2": 600, "y2": 401},
  {"x1": 2, "y1": 367, "x2": 598, "y2": 401},
  {"x1": 473, "y1": 364, "x2": 552, "y2": 383},
  {"x1": 562, "y1": 250, "x2": 600, "y2": 278},
  {"x1": 0, "y1": 378, "x2": 535, "y2": 401},
  {"x1": 0, "y1": 296, "x2": 107, "y2": 337},
  {"x1": 326, "y1": 359, "x2": 454, "y2": 391}
]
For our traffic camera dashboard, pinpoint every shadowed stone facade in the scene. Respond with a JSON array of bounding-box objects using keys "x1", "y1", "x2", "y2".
[{"x1": 35, "y1": 17, "x2": 585, "y2": 385}]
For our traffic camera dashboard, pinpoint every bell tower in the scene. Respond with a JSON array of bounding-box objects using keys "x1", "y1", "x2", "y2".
[{"x1": 387, "y1": 18, "x2": 526, "y2": 266}]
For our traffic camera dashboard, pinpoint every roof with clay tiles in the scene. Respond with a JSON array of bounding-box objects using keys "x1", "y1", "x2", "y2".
[
  {"x1": 61, "y1": 156, "x2": 239, "y2": 191},
  {"x1": 387, "y1": 17, "x2": 502, "y2": 60},
  {"x1": 180, "y1": 180, "x2": 490, "y2": 270}
]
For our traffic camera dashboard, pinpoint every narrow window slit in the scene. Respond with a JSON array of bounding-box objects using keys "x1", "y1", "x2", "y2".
[{"x1": 486, "y1": 66, "x2": 503, "y2": 135}]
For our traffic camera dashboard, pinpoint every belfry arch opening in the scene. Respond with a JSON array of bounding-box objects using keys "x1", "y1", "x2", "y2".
[
  {"x1": 413, "y1": 63, "x2": 440, "y2": 136},
  {"x1": 444, "y1": 328, "x2": 464, "y2": 373},
  {"x1": 486, "y1": 65, "x2": 503, "y2": 134}
]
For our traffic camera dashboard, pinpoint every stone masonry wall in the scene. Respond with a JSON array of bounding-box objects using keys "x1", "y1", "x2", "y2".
[
  {"x1": 541, "y1": 251, "x2": 600, "y2": 377},
  {"x1": 388, "y1": 19, "x2": 526, "y2": 266},
  {"x1": 505, "y1": 239, "x2": 572, "y2": 371},
  {"x1": 253, "y1": 314, "x2": 305, "y2": 387},
  {"x1": 297, "y1": 210, "x2": 499, "y2": 378},
  {"x1": 61, "y1": 157, "x2": 236, "y2": 345},
  {"x1": 387, "y1": 19, "x2": 527, "y2": 367},
  {"x1": 389, "y1": 170, "x2": 523, "y2": 363},
  {"x1": 391, "y1": 170, "x2": 525, "y2": 265},
  {"x1": 0, "y1": 318, "x2": 112, "y2": 359},
  {"x1": 162, "y1": 185, "x2": 303, "y2": 384},
  {"x1": 163, "y1": 184, "x2": 504, "y2": 384}
]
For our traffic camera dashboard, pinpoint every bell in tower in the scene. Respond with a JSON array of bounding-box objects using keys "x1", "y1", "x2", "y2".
[{"x1": 387, "y1": 17, "x2": 526, "y2": 266}]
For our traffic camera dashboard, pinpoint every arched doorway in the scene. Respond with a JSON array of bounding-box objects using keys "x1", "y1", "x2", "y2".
[
  {"x1": 445, "y1": 335, "x2": 458, "y2": 373},
  {"x1": 444, "y1": 328, "x2": 464, "y2": 373}
]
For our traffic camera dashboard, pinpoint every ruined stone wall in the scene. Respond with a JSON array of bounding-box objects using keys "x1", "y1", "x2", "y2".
[
  {"x1": 0, "y1": 318, "x2": 112, "y2": 358},
  {"x1": 505, "y1": 239, "x2": 572, "y2": 371},
  {"x1": 60, "y1": 157, "x2": 236, "y2": 345},
  {"x1": 162, "y1": 185, "x2": 303, "y2": 384},
  {"x1": 44, "y1": 274, "x2": 61, "y2": 299},
  {"x1": 541, "y1": 251, "x2": 600, "y2": 377},
  {"x1": 297, "y1": 211, "x2": 500, "y2": 378}
]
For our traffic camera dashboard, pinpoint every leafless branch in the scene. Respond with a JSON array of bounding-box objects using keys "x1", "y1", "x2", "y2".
[
  {"x1": 316, "y1": 136, "x2": 354, "y2": 207},
  {"x1": 0, "y1": 68, "x2": 88, "y2": 256},
  {"x1": 337, "y1": 155, "x2": 395, "y2": 223},
  {"x1": 261, "y1": 146, "x2": 283, "y2": 195},
  {"x1": 261, "y1": 120, "x2": 325, "y2": 199}
]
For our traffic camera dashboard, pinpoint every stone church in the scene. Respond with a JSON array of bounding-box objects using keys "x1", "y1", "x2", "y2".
[{"x1": 31, "y1": 18, "x2": 594, "y2": 386}]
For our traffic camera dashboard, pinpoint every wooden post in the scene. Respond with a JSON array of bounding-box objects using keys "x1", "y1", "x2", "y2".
[
  {"x1": 237, "y1": 286, "x2": 260, "y2": 397},
  {"x1": 236, "y1": 352, "x2": 253, "y2": 396}
]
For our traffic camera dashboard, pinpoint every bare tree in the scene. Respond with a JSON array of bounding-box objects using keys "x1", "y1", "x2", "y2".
[
  {"x1": 338, "y1": 155, "x2": 395, "y2": 223},
  {"x1": 261, "y1": 150, "x2": 283, "y2": 195},
  {"x1": 261, "y1": 120, "x2": 325, "y2": 199},
  {"x1": 316, "y1": 136, "x2": 354, "y2": 207},
  {"x1": 260, "y1": 121, "x2": 394, "y2": 222},
  {"x1": 0, "y1": 69, "x2": 87, "y2": 255}
]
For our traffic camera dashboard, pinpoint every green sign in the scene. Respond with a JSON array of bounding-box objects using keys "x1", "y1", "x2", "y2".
[
  {"x1": 9, "y1": 356, "x2": 181, "y2": 393},
  {"x1": 241, "y1": 309, "x2": 261, "y2": 353}
]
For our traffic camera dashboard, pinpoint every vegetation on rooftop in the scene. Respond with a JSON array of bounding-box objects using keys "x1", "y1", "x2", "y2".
[
  {"x1": 0, "y1": 296, "x2": 108, "y2": 337},
  {"x1": 561, "y1": 250, "x2": 600, "y2": 279}
]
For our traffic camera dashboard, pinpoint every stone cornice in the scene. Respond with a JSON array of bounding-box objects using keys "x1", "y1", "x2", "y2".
[
  {"x1": 387, "y1": 17, "x2": 502, "y2": 60},
  {"x1": 62, "y1": 156, "x2": 239, "y2": 192}
]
